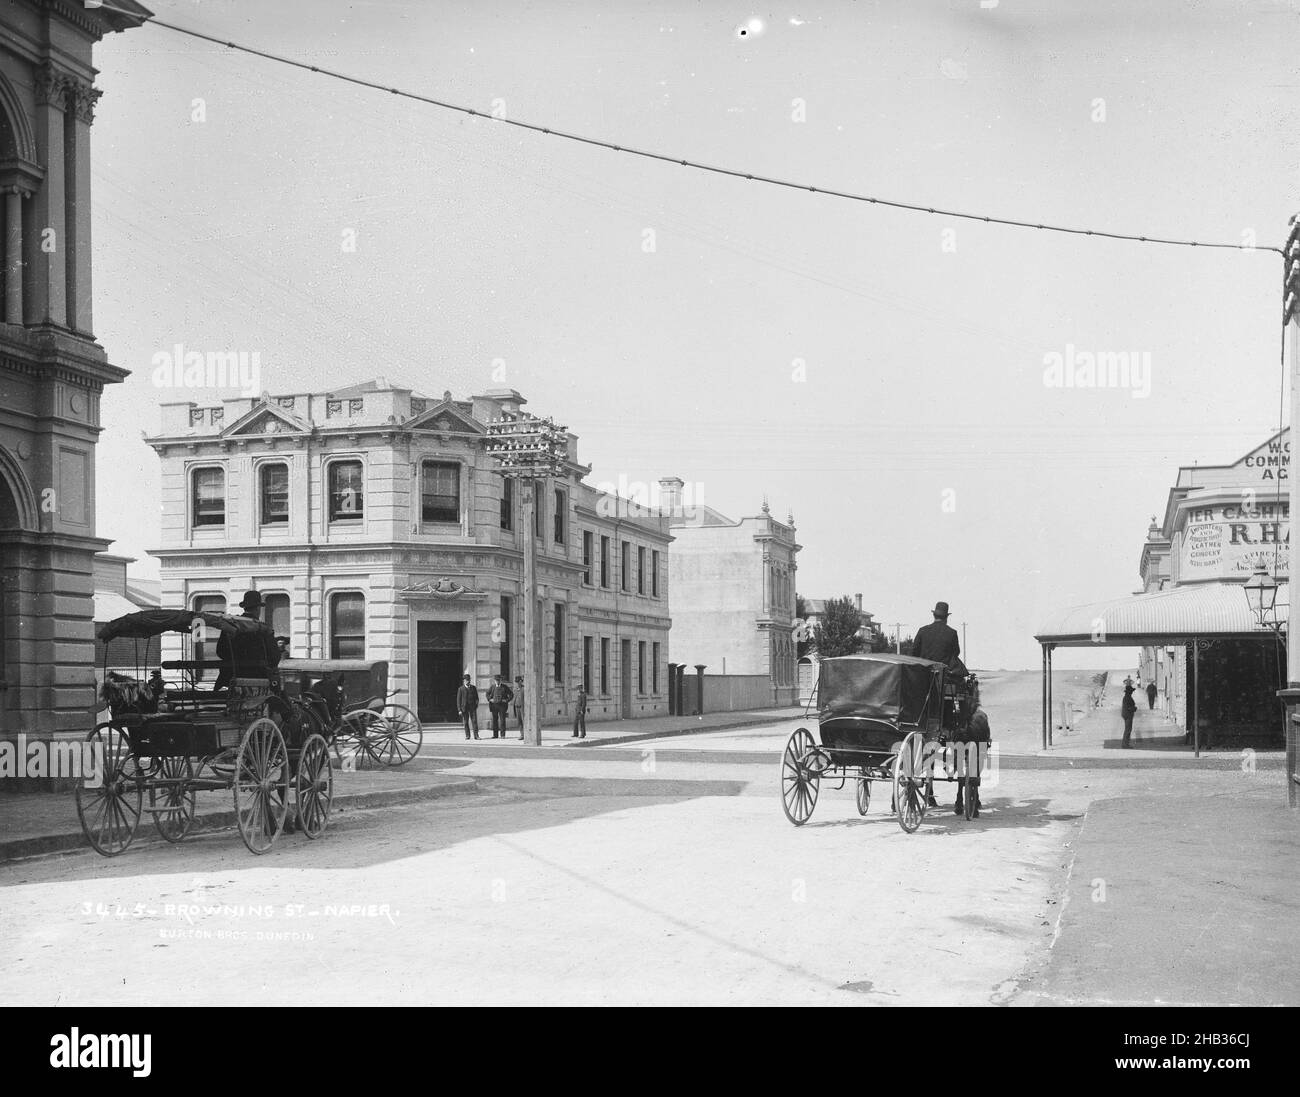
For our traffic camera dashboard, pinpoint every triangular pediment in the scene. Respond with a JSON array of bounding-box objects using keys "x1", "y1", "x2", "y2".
[
  {"x1": 223, "y1": 402, "x2": 310, "y2": 438},
  {"x1": 406, "y1": 399, "x2": 483, "y2": 435}
]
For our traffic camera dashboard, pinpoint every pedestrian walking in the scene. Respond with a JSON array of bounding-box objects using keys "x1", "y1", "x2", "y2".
[
  {"x1": 513, "y1": 675, "x2": 525, "y2": 739},
  {"x1": 572, "y1": 684, "x2": 588, "y2": 739},
  {"x1": 1146, "y1": 681, "x2": 1157, "y2": 710},
  {"x1": 457, "y1": 675, "x2": 480, "y2": 740},
  {"x1": 1121, "y1": 677, "x2": 1137, "y2": 748},
  {"x1": 487, "y1": 673, "x2": 514, "y2": 738}
]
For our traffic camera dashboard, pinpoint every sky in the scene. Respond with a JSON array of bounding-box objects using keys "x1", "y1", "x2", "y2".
[{"x1": 85, "y1": 0, "x2": 1300, "y2": 669}]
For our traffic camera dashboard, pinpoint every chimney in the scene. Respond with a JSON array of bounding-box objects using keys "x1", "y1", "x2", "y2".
[
  {"x1": 855, "y1": 593, "x2": 862, "y2": 612},
  {"x1": 658, "y1": 477, "x2": 684, "y2": 513}
]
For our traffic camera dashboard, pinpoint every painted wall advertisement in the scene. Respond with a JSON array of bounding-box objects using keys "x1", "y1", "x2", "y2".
[{"x1": 1178, "y1": 502, "x2": 1290, "y2": 581}]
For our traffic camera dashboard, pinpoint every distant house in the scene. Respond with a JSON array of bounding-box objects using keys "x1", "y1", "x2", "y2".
[
  {"x1": 797, "y1": 594, "x2": 881, "y2": 704},
  {"x1": 659, "y1": 479, "x2": 800, "y2": 706}
]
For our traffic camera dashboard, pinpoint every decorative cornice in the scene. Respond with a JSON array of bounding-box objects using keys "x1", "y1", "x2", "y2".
[{"x1": 398, "y1": 577, "x2": 489, "y2": 602}]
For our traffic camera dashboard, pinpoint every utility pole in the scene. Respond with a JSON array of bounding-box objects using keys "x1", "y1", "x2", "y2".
[
  {"x1": 486, "y1": 411, "x2": 568, "y2": 747},
  {"x1": 892, "y1": 623, "x2": 903, "y2": 654},
  {"x1": 962, "y1": 621, "x2": 968, "y2": 666},
  {"x1": 1287, "y1": 213, "x2": 1300, "y2": 688}
]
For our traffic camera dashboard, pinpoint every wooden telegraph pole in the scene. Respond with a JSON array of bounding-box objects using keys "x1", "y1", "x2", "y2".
[
  {"x1": 487, "y1": 412, "x2": 567, "y2": 747},
  {"x1": 1284, "y1": 215, "x2": 1300, "y2": 804}
]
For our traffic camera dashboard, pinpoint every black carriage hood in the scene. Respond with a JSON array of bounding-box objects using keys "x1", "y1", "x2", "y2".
[
  {"x1": 816, "y1": 655, "x2": 945, "y2": 724},
  {"x1": 96, "y1": 609, "x2": 269, "y2": 643}
]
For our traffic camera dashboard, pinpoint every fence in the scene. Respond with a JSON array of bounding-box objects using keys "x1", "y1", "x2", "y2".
[{"x1": 699, "y1": 674, "x2": 782, "y2": 713}]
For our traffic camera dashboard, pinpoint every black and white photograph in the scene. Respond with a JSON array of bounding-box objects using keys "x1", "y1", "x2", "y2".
[{"x1": 0, "y1": 0, "x2": 1296, "y2": 1057}]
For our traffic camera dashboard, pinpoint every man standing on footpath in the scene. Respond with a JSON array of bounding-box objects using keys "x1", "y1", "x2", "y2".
[
  {"x1": 572, "y1": 684, "x2": 588, "y2": 739},
  {"x1": 487, "y1": 673, "x2": 514, "y2": 739},
  {"x1": 1121, "y1": 677, "x2": 1138, "y2": 748},
  {"x1": 1146, "y1": 680, "x2": 1158, "y2": 710},
  {"x1": 458, "y1": 675, "x2": 480, "y2": 740},
  {"x1": 513, "y1": 675, "x2": 526, "y2": 740}
]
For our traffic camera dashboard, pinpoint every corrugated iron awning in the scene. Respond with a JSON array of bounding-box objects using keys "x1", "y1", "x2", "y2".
[{"x1": 1035, "y1": 582, "x2": 1289, "y2": 647}]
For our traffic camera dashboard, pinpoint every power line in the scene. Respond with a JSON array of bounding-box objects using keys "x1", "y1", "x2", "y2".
[{"x1": 101, "y1": 4, "x2": 1285, "y2": 257}]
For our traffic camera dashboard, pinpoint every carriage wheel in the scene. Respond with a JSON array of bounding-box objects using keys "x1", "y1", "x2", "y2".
[
  {"x1": 74, "y1": 723, "x2": 142, "y2": 857},
  {"x1": 294, "y1": 733, "x2": 333, "y2": 839},
  {"x1": 892, "y1": 731, "x2": 927, "y2": 834},
  {"x1": 377, "y1": 704, "x2": 423, "y2": 766},
  {"x1": 339, "y1": 709, "x2": 385, "y2": 768},
  {"x1": 963, "y1": 777, "x2": 977, "y2": 821},
  {"x1": 151, "y1": 755, "x2": 196, "y2": 843},
  {"x1": 855, "y1": 776, "x2": 872, "y2": 816},
  {"x1": 233, "y1": 717, "x2": 289, "y2": 855},
  {"x1": 780, "y1": 727, "x2": 820, "y2": 826}
]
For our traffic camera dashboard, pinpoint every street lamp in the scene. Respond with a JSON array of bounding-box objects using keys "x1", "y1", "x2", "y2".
[
  {"x1": 486, "y1": 412, "x2": 569, "y2": 746},
  {"x1": 1244, "y1": 564, "x2": 1282, "y2": 632}
]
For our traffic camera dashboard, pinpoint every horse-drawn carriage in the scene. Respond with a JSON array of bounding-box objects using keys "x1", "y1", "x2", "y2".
[
  {"x1": 278, "y1": 659, "x2": 422, "y2": 767},
  {"x1": 779, "y1": 654, "x2": 988, "y2": 832}
]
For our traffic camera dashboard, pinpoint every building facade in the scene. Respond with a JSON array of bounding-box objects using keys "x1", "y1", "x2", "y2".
[
  {"x1": 1137, "y1": 430, "x2": 1289, "y2": 743},
  {"x1": 145, "y1": 381, "x2": 672, "y2": 725},
  {"x1": 660, "y1": 478, "x2": 800, "y2": 705},
  {"x1": 0, "y1": 1, "x2": 150, "y2": 740}
]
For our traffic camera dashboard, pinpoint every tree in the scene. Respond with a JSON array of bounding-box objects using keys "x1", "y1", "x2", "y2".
[
  {"x1": 811, "y1": 595, "x2": 865, "y2": 658},
  {"x1": 794, "y1": 594, "x2": 811, "y2": 659}
]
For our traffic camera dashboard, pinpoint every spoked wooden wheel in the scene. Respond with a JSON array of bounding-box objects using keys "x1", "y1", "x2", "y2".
[
  {"x1": 233, "y1": 717, "x2": 289, "y2": 854},
  {"x1": 377, "y1": 704, "x2": 423, "y2": 765},
  {"x1": 855, "y1": 775, "x2": 872, "y2": 816},
  {"x1": 963, "y1": 777, "x2": 976, "y2": 821},
  {"x1": 892, "y1": 730, "x2": 927, "y2": 834},
  {"x1": 780, "y1": 727, "x2": 820, "y2": 826},
  {"x1": 74, "y1": 723, "x2": 143, "y2": 857},
  {"x1": 150, "y1": 755, "x2": 196, "y2": 842},
  {"x1": 339, "y1": 709, "x2": 385, "y2": 767},
  {"x1": 294, "y1": 733, "x2": 333, "y2": 839}
]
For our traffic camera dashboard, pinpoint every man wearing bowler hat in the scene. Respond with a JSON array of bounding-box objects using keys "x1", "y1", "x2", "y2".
[
  {"x1": 914, "y1": 601, "x2": 961, "y2": 668},
  {"x1": 213, "y1": 589, "x2": 281, "y2": 690},
  {"x1": 913, "y1": 601, "x2": 962, "y2": 809}
]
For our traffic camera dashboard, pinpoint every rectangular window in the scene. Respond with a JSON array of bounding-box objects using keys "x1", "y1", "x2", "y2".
[
  {"x1": 600, "y1": 535, "x2": 610, "y2": 588},
  {"x1": 582, "y1": 531, "x2": 593, "y2": 585},
  {"x1": 583, "y1": 635, "x2": 593, "y2": 694},
  {"x1": 621, "y1": 541, "x2": 630, "y2": 591},
  {"x1": 330, "y1": 592, "x2": 365, "y2": 658},
  {"x1": 259, "y1": 463, "x2": 289, "y2": 525},
  {"x1": 652, "y1": 642, "x2": 660, "y2": 693},
  {"x1": 652, "y1": 550, "x2": 660, "y2": 598},
  {"x1": 600, "y1": 637, "x2": 610, "y2": 695},
  {"x1": 500, "y1": 476, "x2": 513, "y2": 531},
  {"x1": 554, "y1": 603, "x2": 565, "y2": 683},
  {"x1": 637, "y1": 546, "x2": 646, "y2": 595},
  {"x1": 554, "y1": 488, "x2": 567, "y2": 544},
  {"x1": 192, "y1": 467, "x2": 225, "y2": 527},
  {"x1": 263, "y1": 593, "x2": 290, "y2": 645},
  {"x1": 191, "y1": 594, "x2": 226, "y2": 678},
  {"x1": 422, "y1": 461, "x2": 460, "y2": 523},
  {"x1": 638, "y1": 640, "x2": 646, "y2": 694},
  {"x1": 329, "y1": 461, "x2": 364, "y2": 522},
  {"x1": 500, "y1": 595, "x2": 513, "y2": 677},
  {"x1": 534, "y1": 485, "x2": 543, "y2": 539}
]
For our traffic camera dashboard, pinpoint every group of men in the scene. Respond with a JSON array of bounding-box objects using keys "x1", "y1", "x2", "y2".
[
  {"x1": 456, "y1": 675, "x2": 590, "y2": 739},
  {"x1": 457, "y1": 673, "x2": 526, "y2": 740}
]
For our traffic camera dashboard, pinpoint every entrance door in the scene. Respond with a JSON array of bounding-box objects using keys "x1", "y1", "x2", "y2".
[
  {"x1": 417, "y1": 621, "x2": 464, "y2": 723},
  {"x1": 620, "y1": 638, "x2": 632, "y2": 718}
]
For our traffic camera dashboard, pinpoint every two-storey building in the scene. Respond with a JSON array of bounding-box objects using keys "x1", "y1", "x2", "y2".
[
  {"x1": 659, "y1": 478, "x2": 800, "y2": 705},
  {"x1": 145, "y1": 380, "x2": 672, "y2": 725}
]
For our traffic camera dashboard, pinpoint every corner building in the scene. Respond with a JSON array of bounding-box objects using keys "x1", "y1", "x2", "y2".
[{"x1": 146, "y1": 381, "x2": 672, "y2": 725}]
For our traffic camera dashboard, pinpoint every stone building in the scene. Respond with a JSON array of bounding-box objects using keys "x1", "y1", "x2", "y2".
[
  {"x1": 659, "y1": 478, "x2": 800, "y2": 706},
  {"x1": 0, "y1": 1, "x2": 150, "y2": 739},
  {"x1": 145, "y1": 380, "x2": 672, "y2": 725}
]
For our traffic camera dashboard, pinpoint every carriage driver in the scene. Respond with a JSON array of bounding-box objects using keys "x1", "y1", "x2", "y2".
[
  {"x1": 913, "y1": 601, "x2": 962, "y2": 808},
  {"x1": 212, "y1": 590, "x2": 282, "y2": 690}
]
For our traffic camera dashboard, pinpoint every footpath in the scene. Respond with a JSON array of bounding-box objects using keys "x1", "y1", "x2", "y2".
[{"x1": 0, "y1": 707, "x2": 797, "y2": 862}]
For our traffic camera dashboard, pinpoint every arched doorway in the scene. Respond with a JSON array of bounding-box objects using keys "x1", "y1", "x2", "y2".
[{"x1": 798, "y1": 656, "x2": 817, "y2": 707}]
